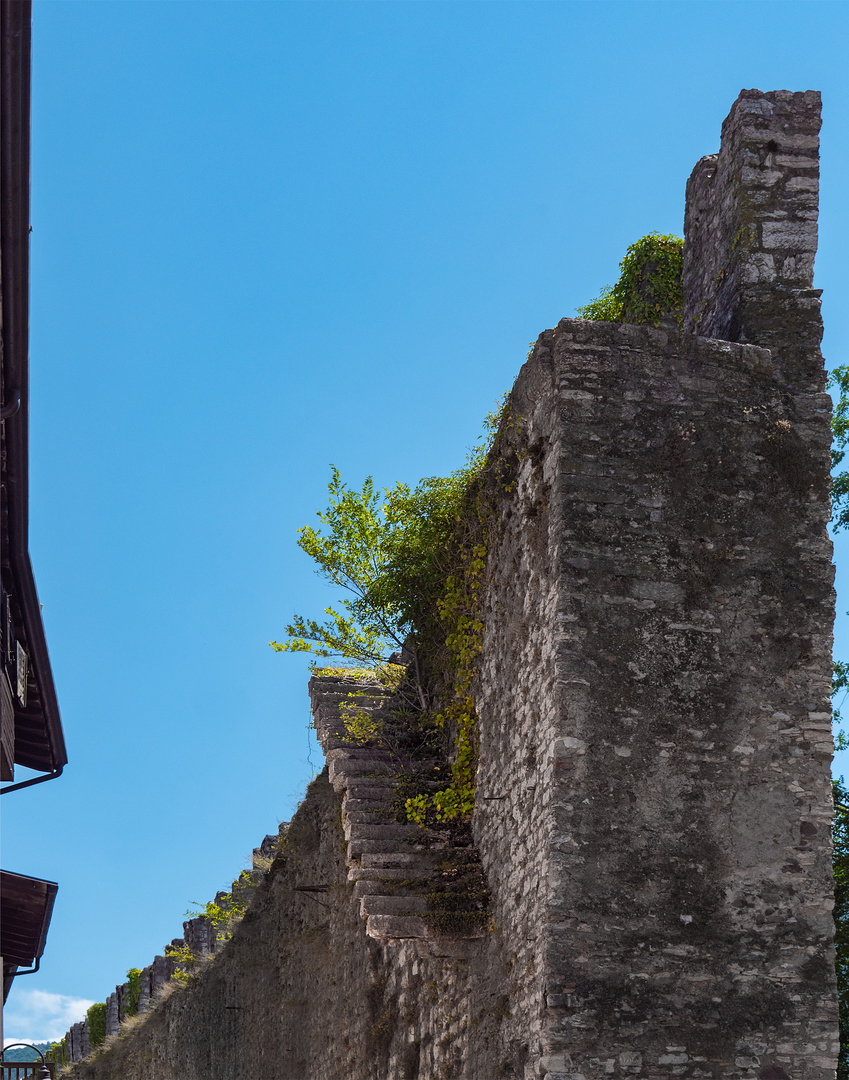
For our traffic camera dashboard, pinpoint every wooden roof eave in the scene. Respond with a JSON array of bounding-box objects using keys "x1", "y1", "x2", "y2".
[{"x1": 0, "y1": 0, "x2": 66, "y2": 787}]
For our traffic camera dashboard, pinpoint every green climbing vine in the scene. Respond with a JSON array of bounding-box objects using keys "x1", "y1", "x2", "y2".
[
  {"x1": 185, "y1": 872, "x2": 253, "y2": 944},
  {"x1": 405, "y1": 528, "x2": 488, "y2": 825},
  {"x1": 86, "y1": 1002, "x2": 107, "y2": 1049},
  {"x1": 47, "y1": 1041, "x2": 66, "y2": 1067},
  {"x1": 163, "y1": 941, "x2": 197, "y2": 983},
  {"x1": 124, "y1": 967, "x2": 142, "y2": 1016},
  {"x1": 576, "y1": 232, "x2": 684, "y2": 327}
]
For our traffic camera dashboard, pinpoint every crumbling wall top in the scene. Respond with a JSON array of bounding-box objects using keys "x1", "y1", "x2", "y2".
[{"x1": 683, "y1": 88, "x2": 823, "y2": 390}]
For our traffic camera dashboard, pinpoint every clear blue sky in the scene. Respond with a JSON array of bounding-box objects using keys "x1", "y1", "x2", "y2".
[{"x1": 4, "y1": 0, "x2": 849, "y2": 1045}]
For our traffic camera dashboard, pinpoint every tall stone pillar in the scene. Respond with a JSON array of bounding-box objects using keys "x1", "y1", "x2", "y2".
[
  {"x1": 683, "y1": 89, "x2": 823, "y2": 389},
  {"x1": 478, "y1": 88, "x2": 837, "y2": 1080}
]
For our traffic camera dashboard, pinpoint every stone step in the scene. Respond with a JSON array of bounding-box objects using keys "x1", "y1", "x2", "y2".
[
  {"x1": 344, "y1": 809, "x2": 396, "y2": 825},
  {"x1": 359, "y1": 852, "x2": 441, "y2": 870},
  {"x1": 343, "y1": 799, "x2": 395, "y2": 814},
  {"x1": 329, "y1": 760, "x2": 396, "y2": 781},
  {"x1": 366, "y1": 914, "x2": 430, "y2": 941},
  {"x1": 347, "y1": 867, "x2": 422, "y2": 883},
  {"x1": 343, "y1": 793, "x2": 395, "y2": 810},
  {"x1": 349, "y1": 837, "x2": 422, "y2": 858},
  {"x1": 345, "y1": 822, "x2": 417, "y2": 842},
  {"x1": 339, "y1": 777, "x2": 395, "y2": 794},
  {"x1": 360, "y1": 894, "x2": 430, "y2": 917},
  {"x1": 345, "y1": 819, "x2": 446, "y2": 853},
  {"x1": 322, "y1": 737, "x2": 381, "y2": 752},
  {"x1": 352, "y1": 877, "x2": 430, "y2": 899},
  {"x1": 344, "y1": 775, "x2": 397, "y2": 790},
  {"x1": 329, "y1": 759, "x2": 394, "y2": 789},
  {"x1": 352, "y1": 834, "x2": 441, "y2": 856},
  {"x1": 325, "y1": 747, "x2": 394, "y2": 765}
]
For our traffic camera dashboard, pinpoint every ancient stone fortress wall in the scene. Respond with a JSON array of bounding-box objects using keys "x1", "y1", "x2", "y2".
[
  {"x1": 57, "y1": 838, "x2": 280, "y2": 1064},
  {"x1": 57, "y1": 89, "x2": 837, "y2": 1080},
  {"x1": 512, "y1": 320, "x2": 835, "y2": 1080}
]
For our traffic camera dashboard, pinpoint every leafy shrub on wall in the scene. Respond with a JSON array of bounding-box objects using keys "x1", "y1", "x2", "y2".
[
  {"x1": 124, "y1": 968, "x2": 142, "y2": 1017},
  {"x1": 86, "y1": 1002, "x2": 107, "y2": 1049},
  {"x1": 271, "y1": 402, "x2": 512, "y2": 823},
  {"x1": 576, "y1": 232, "x2": 683, "y2": 327}
]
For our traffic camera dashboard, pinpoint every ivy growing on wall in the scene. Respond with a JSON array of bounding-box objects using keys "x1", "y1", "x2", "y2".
[
  {"x1": 86, "y1": 1002, "x2": 107, "y2": 1049},
  {"x1": 124, "y1": 967, "x2": 142, "y2": 1017},
  {"x1": 576, "y1": 232, "x2": 684, "y2": 328}
]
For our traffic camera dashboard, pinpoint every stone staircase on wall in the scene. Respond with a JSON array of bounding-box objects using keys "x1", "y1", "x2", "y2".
[{"x1": 308, "y1": 672, "x2": 458, "y2": 943}]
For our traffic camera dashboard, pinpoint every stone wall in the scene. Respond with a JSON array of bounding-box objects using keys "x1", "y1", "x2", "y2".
[
  {"x1": 507, "y1": 318, "x2": 836, "y2": 1080},
  {"x1": 56, "y1": 844, "x2": 278, "y2": 1064},
  {"x1": 683, "y1": 89, "x2": 823, "y2": 388},
  {"x1": 56, "y1": 88, "x2": 838, "y2": 1080},
  {"x1": 57, "y1": 764, "x2": 530, "y2": 1080}
]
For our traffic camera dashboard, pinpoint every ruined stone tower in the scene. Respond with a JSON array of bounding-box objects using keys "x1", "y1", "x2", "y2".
[{"x1": 60, "y1": 90, "x2": 837, "y2": 1080}]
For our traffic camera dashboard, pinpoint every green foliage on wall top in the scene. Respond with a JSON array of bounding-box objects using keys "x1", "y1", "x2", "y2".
[
  {"x1": 163, "y1": 941, "x2": 197, "y2": 983},
  {"x1": 86, "y1": 1002, "x2": 107, "y2": 1049},
  {"x1": 46, "y1": 1041, "x2": 66, "y2": 1067},
  {"x1": 576, "y1": 232, "x2": 684, "y2": 328},
  {"x1": 124, "y1": 968, "x2": 142, "y2": 1017},
  {"x1": 272, "y1": 400, "x2": 515, "y2": 822},
  {"x1": 185, "y1": 872, "x2": 253, "y2": 944}
]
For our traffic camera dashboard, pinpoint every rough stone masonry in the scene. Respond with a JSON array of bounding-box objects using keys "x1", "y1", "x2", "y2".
[{"x1": 60, "y1": 89, "x2": 837, "y2": 1080}]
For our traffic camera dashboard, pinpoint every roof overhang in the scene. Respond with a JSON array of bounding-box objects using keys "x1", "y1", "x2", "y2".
[
  {"x1": 0, "y1": 0, "x2": 66, "y2": 790},
  {"x1": 1, "y1": 869, "x2": 58, "y2": 1002}
]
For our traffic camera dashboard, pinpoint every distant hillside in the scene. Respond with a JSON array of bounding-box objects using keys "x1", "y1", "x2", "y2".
[{"x1": 2, "y1": 1043, "x2": 54, "y2": 1062}]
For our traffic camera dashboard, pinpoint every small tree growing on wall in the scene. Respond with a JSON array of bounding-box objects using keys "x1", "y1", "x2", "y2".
[{"x1": 270, "y1": 403, "x2": 511, "y2": 822}]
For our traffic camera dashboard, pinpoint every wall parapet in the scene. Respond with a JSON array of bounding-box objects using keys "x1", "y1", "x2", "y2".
[
  {"x1": 56, "y1": 835, "x2": 282, "y2": 1065},
  {"x1": 683, "y1": 88, "x2": 823, "y2": 390}
]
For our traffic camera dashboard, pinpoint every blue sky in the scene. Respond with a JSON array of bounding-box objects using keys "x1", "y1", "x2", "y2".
[{"x1": 4, "y1": 0, "x2": 849, "y2": 1044}]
